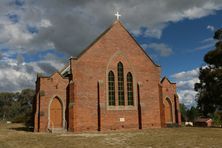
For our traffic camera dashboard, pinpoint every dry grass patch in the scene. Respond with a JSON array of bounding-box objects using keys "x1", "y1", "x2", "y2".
[{"x1": 0, "y1": 123, "x2": 222, "y2": 148}]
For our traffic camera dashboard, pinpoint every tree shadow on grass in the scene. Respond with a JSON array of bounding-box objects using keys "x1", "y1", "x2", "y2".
[
  {"x1": 9, "y1": 125, "x2": 33, "y2": 132},
  {"x1": 10, "y1": 127, "x2": 33, "y2": 132}
]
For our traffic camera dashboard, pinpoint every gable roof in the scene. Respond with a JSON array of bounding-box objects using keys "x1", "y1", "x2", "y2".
[
  {"x1": 37, "y1": 71, "x2": 68, "y2": 79},
  {"x1": 74, "y1": 20, "x2": 160, "y2": 67},
  {"x1": 161, "y1": 76, "x2": 176, "y2": 84},
  {"x1": 195, "y1": 117, "x2": 212, "y2": 122}
]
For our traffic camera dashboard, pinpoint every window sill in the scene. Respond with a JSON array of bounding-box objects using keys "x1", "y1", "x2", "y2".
[{"x1": 106, "y1": 105, "x2": 137, "y2": 110}]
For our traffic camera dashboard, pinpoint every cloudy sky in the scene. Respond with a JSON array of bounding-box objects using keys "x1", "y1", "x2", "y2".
[{"x1": 0, "y1": 0, "x2": 222, "y2": 107}]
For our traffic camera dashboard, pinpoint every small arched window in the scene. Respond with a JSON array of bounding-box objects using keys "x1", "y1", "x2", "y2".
[
  {"x1": 108, "y1": 71, "x2": 115, "y2": 106},
  {"x1": 118, "y1": 62, "x2": 125, "y2": 105},
  {"x1": 127, "y1": 72, "x2": 134, "y2": 105}
]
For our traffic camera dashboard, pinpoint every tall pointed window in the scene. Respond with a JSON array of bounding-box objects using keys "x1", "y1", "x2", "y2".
[
  {"x1": 118, "y1": 62, "x2": 125, "y2": 105},
  {"x1": 108, "y1": 71, "x2": 115, "y2": 106},
  {"x1": 127, "y1": 72, "x2": 134, "y2": 105}
]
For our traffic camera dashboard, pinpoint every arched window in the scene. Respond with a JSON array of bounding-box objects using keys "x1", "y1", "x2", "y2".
[
  {"x1": 108, "y1": 71, "x2": 115, "y2": 106},
  {"x1": 118, "y1": 62, "x2": 125, "y2": 105},
  {"x1": 127, "y1": 72, "x2": 134, "y2": 105}
]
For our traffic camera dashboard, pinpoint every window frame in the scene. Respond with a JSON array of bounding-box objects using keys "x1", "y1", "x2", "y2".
[
  {"x1": 127, "y1": 72, "x2": 134, "y2": 106},
  {"x1": 108, "y1": 71, "x2": 115, "y2": 106},
  {"x1": 117, "y1": 62, "x2": 125, "y2": 106}
]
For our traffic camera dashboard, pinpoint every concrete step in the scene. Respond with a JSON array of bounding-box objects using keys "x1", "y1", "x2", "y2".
[{"x1": 50, "y1": 128, "x2": 67, "y2": 133}]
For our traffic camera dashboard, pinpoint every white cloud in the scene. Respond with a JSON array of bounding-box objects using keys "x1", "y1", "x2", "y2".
[
  {"x1": 183, "y1": 4, "x2": 215, "y2": 19},
  {"x1": 195, "y1": 43, "x2": 214, "y2": 51},
  {"x1": 171, "y1": 68, "x2": 199, "y2": 80},
  {"x1": 39, "y1": 19, "x2": 52, "y2": 28},
  {"x1": 0, "y1": 0, "x2": 222, "y2": 92},
  {"x1": 0, "y1": 67, "x2": 34, "y2": 92},
  {"x1": 177, "y1": 78, "x2": 199, "y2": 90},
  {"x1": 0, "y1": 53, "x2": 65, "y2": 92},
  {"x1": 178, "y1": 90, "x2": 197, "y2": 108},
  {"x1": 0, "y1": 19, "x2": 34, "y2": 51},
  {"x1": 201, "y1": 37, "x2": 214, "y2": 43},
  {"x1": 207, "y1": 25, "x2": 215, "y2": 31},
  {"x1": 147, "y1": 43, "x2": 173, "y2": 57},
  {"x1": 171, "y1": 68, "x2": 200, "y2": 107},
  {"x1": 195, "y1": 37, "x2": 216, "y2": 51},
  {"x1": 0, "y1": 0, "x2": 221, "y2": 55},
  {"x1": 144, "y1": 25, "x2": 166, "y2": 38}
]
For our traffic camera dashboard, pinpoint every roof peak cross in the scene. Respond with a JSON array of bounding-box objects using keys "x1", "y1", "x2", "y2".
[{"x1": 115, "y1": 11, "x2": 121, "y2": 20}]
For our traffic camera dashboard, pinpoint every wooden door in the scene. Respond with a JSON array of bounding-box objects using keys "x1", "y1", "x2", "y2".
[
  {"x1": 165, "y1": 98, "x2": 173, "y2": 123},
  {"x1": 50, "y1": 97, "x2": 63, "y2": 128}
]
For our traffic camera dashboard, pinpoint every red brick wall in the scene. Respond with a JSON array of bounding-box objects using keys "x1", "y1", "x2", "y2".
[
  {"x1": 160, "y1": 78, "x2": 181, "y2": 126},
  {"x1": 34, "y1": 73, "x2": 69, "y2": 132},
  {"x1": 69, "y1": 21, "x2": 162, "y2": 132}
]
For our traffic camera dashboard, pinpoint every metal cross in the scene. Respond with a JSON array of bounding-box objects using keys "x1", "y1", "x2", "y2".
[{"x1": 115, "y1": 11, "x2": 121, "y2": 20}]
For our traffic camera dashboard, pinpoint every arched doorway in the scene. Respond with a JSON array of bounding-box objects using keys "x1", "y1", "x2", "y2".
[
  {"x1": 50, "y1": 97, "x2": 63, "y2": 128},
  {"x1": 165, "y1": 98, "x2": 173, "y2": 123}
]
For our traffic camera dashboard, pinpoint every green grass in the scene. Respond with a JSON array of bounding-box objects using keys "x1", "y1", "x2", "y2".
[{"x1": 1, "y1": 123, "x2": 222, "y2": 148}]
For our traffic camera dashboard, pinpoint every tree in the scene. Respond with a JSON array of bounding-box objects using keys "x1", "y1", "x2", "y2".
[
  {"x1": 14, "y1": 89, "x2": 35, "y2": 125},
  {"x1": 0, "y1": 92, "x2": 16, "y2": 120},
  {"x1": 180, "y1": 104, "x2": 187, "y2": 122},
  {"x1": 0, "y1": 89, "x2": 35, "y2": 126},
  {"x1": 186, "y1": 106, "x2": 199, "y2": 122},
  {"x1": 195, "y1": 28, "x2": 222, "y2": 118},
  {"x1": 180, "y1": 104, "x2": 199, "y2": 122}
]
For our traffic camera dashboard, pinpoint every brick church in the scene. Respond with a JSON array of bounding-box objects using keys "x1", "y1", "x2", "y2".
[{"x1": 34, "y1": 19, "x2": 181, "y2": 132}]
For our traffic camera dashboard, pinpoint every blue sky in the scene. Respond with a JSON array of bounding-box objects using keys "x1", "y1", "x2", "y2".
[
  {"x1": 137, "y1": 9, "x2": 222, "y2": 107},
  {"x1": 0, "y1": 0, "x2": 222, "y2": 107},
  {"x1": 140, "y1": 9, "x2": 221, "y2": 75}
]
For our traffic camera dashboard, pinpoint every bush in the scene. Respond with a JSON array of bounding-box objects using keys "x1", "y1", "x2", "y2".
[{"x1": 213, "y1": 114, "x2": 222, "y2": 127}]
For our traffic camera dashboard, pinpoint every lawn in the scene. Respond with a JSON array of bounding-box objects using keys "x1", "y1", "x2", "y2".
[{"x1": 0, "y1": 123, "x2": 222, "y2": 148}]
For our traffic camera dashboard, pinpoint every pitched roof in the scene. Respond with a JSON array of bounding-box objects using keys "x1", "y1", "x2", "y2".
[
  {"x1": 195, "y1": 117, "x2": 212, "y2": 122},
  {"x1": 74, "y1": 20, "x2": 160, "y2": 67},
  {"x1": 160, "y1": 76, "x2": 176, "y2": 84},
  {"x1": 37, "y1": 71, "x2": 68, "y2": 79}
]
